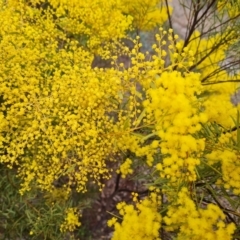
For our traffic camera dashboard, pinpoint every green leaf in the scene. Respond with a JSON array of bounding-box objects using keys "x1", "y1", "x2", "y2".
[
  {"x1": 134, "y1": 109, "x2": 145, "y2": 127},
  {"x1": 141, "y1": 132, "x2": 157, "y2": 142},
  {"x1": 131, "y1": 132, "x2": 144, "y2": 139},
  {"x1": 135, "y1": 90, "x2": 143, "y2": 100},
  {"x1": 123, "y1": 117, "x2": 130, "y2": 130}
]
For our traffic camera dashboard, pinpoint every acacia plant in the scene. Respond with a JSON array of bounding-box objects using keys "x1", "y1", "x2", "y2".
[{"x1": 0, "y1": 0, "x2": 240, "y2": 239}]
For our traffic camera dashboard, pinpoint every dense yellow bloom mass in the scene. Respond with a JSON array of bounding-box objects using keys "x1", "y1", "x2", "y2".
[
  {"x1": 0, "y1": 2, "x2": 124, "y2": 193},
  {"x1": 121, "y1": 0, "x2": 170, "y2": 30},
  {"x1": 206, "y1": 148, "x2": 240, "y2": 194},
  {"x1": 0, "y1": 0, "x2": 175, "y2": 196},
  {"x1": 176, "y1": 27, "x2": 240, "y2": 128},
  {"x1": 164, "y1": 188, "x2": 236, "y2": 240},
  {"x1": 108, "y1": 192, "x2": 161, "y2": 240},
  {"x1": 1, "y1": 0, "x2": 240, "y2": 238},
  {"x1": 217, "y1": 0, "x2": 240, "y2": 18},
  {"x1": 117, "y1": 158, "x2": 133, "y2": 178},
  {"x1": 143, "y1": 70, "x2": 207, "y2": 182},
  {"x1": 60, "y1": 207, "x2": 81, "y2": 232},
  {"x1": 31, "y1": 0, "x2": 132, "y2": 56}
]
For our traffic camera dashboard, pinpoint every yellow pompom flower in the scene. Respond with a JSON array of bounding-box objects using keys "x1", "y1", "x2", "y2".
[
  {"x1": 117, "y1": 158, "x2": 133, "y2": 178},
  {"x1": 60, "y1": 208, "x2": 81, "y2": 232},
  {"x1": 108, "y1": 193, "x2": 161, "y2": 240},
  {"x1": 164, "y1": 188, "x2": 236, "y2": 240}
]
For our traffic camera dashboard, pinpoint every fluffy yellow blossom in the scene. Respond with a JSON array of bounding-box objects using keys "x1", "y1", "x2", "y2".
[
  {"x1": 202, "y1": 80, "x2": 240, "y2": 128},
  {"x1": 117, "y1": 158, "x2": 133, "y2": 178},
  {"x1": 109, "y1": 193, "x2": 161, "y2": 240},
  {"x1": 175, "y1": 26, "x2": 239, "y2": 128},
  {"x1": 60, "y1": 208, "x2": 81, "y2": 232},
  {"x1": 0, "y1": 1, "x2": 127, "y2": 194},
  {"x1": 1, "y1": 1, "x2": 240, "y2": 238},
  {"x1": 120, "y1": 0, "x2": 170, "y2": 31},
  {"x1": 142, "y1": 70, "x2": 206, "y2": 182},
  {"x1": 206, "y1": 149, "x2": 240, "y2": 194},
  {"x1": 217, "y1": 0, "x2": 240, "y2": 18},
  {"x1": 45, "y1": 0, "x2": 133, "y2": 56},
  {"x1": 164, "y1": 188, "x2": 236, "y2": 240}
]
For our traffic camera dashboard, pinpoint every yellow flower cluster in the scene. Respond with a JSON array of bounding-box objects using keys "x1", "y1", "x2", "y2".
[
  {"x1": 176, "y1": 28, "x2": 240, "y2": 128},
  {"x1": 0, "y1": 3, "x2": 124, "y2": 194},
  {"x1": 217, "y1": 0, "x2": 240, "y2": 18},
  {"x1": 176, "y1": 29, "x2": 238, "y2": 81},
  {"x1": 112, "y1": 30, "x2": 206, "y2": 179},
  {"x1": 1, "y1": 0, "x2": 240, "y2": 238},
  {"x1": 164, "y1": 188, "x2": 236, "y2": 240},
  {"x1": 60, "y1": 207, "x2": 81, "y2": 232},
  {"x1": 121, "y1": 0, "x2": 171, "y2": 30},
  {"x1": 117, "y1": 158, "x2": 133, "y2": 178},
  {"x1": 206, "y1": 148, "x2": 240, "y2": 194},
  {"x1": 143, "y1": 70, "x2": 207, "y2": 182},
  {"x1": 44, "y1": 187, "x2": 70, "y2": 204},
  {"x1": 202, "y1": 78, "x2": 240, "y2": 128},
  {"x1": 4, "y1": 0, "x2": 132, "y2": 58},
  {"x1": 108, "y1": 192, "x2": 161, "y2": 240},
  {"x1": 49, "y1": 0, "x2": 133, "y2": 56},
  {"x1": 0, "y1": 0, "x2": 173, "y2": 197}
]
